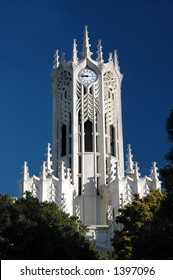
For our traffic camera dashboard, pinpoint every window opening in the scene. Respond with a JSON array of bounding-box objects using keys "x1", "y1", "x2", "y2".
[
  {"x1": 78, "y1": 177, "x2": 82, "y2": 195},
  {"x1": 78, "y1": 156, "x2": 81, "y2": 173},
  {"x1": 97, "y1": 177, "x2": 99, "y2": 195},
  {"x1": 61, "y1": 124, "x2": 66, "y2": 156},
  {"x1": 110, "y1": 124, "x2": 115, "y2": 156},
  {"x1": 69, "y1": 112, "x2": 71, "y2": 133},
  {"x1": 85, "y1": 120, "x2": 93, "y2": 152},
  {"x1": 69, "y1": 137, "x2": 71, "y2": 154},
  {"x1": 78, "y1": 110, "x2": 81, "y2": 132}
]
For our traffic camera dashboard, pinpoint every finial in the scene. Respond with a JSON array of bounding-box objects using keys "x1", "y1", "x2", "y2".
[
  {"x1": 97, "y1": 39, "x2": 104, "y2": 64},
  {"x1": 72, "y1": 39, "x2": 78, "y2": 65},
  {"x1": 81, "y1": 25, "x2": 93, "y2": 58},
  {"x1": 150, "y1": 162, "x2": 159, "y2": 181},
  {"x1": 61, "y1": 52, "x2": 66, "y2": 64},
  {"x1": 114, "y1": 50, "x2": 120, "y2": 71},
  {"x1": 125, "y1": 144, "x2": 134, "y2": 175},
  {"x1": 41, "y1": 161, "x2": 47, "y2": 180},
  {"x1": 22, "y1": 161, "x2": 29, "y2": 180},
  {"x1": 134, "y1": 161, "x2": 140, "y2": 180},
  {"x1": 108, "y1": 52, "x2": 113, "y2": 62},
  {"x1": 45, "y1": 143, "x2": 54, "y2": 175},
  {"x1": 53, "y1": 50, "x2": 59, "y2": 69}
]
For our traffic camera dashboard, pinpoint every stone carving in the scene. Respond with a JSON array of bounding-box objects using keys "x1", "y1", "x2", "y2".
[{"x1": 104, "y1": 71, "x2": 117, "y2": 126}]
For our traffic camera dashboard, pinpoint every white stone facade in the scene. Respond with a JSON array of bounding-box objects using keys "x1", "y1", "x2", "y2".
[{"x1": 19, "y1": 27, "x2": 161, "y2": 250}]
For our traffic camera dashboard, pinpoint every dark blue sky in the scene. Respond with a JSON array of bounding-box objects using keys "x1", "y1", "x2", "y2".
[{"x1": 0, "y1": 0, "x2": 172, "y2": 197}]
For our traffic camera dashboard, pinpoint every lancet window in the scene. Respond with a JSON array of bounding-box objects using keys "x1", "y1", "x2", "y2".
[{"x1": 85, "y1": 120, "x2": 93, "y2": 152}]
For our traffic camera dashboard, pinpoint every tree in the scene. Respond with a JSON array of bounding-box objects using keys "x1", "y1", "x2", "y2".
[
  {"x1": 0, "y1": 192, "x2": 98, "y2": 260},
  {"x1": 160, "y1": 109, "x2": 173, "y2": 194},
  {"x1": 111, "y1": 190, "x2": 165, "y2": 259},
  {"x1": 134, "y1": 109, "x2": 173, "y2": 260},
  {"x1": 112, "y1": 108, "x2": 173, "y2": 260}
]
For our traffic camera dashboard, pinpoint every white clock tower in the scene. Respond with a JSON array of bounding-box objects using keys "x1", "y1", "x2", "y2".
[
  {"x1": 51, "y1": 26, "x2": 124, "y2": 225},
  {"x1": 20, "y1": 26, "x2": 160, "y2": 250}
]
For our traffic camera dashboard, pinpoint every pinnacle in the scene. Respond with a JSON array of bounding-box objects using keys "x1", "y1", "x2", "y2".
[
  {"x1": 125, "y1": 144, "x2": 134, "y2": 175},
  {"x1": 72, "y1": 39, "x2": 78, "y2": 64},
  {"x1": 81, "y1": 25, "x2": 93, "y2": 58},
  {"x1": 45, "y1": 143, "x2": 54, "y2": 175},
  {"x1": 97, "y1": 39, "x2": 104, "y2": 63}
]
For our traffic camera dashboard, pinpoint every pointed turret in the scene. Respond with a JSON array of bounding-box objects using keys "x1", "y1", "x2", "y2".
[
  {"x1": 81, "y1": 25, "x2": 92, "y2": 58},
  {"x1": 97, "y1": 40, "x2": 104, "y2": 64},
  {"x1": 114, "y1": 50, "x2": 120, "y2": 71},
  {"x1": 150, "y1": 162, "x2": 159, "y2": 181},
  {"x1": 125, "y1": 144, "x2": 134, "y2": 175},
  {"x1": 108, "y1": 52, "x2": 113, "y2": 62},
  {"x1": 22, "y1": 161, "x2": 29, "y2": 180},
  {"x1": 45, "y1": 143, "x2": 54, "y2": 175},
  {"x1": 134, "y1": 161, "x2": 140, "y2": 180},
  {"x1": 41, "y1": 161, "x2": 47, "y2": 180},
  {"x1": 53, "y1": 50, "x2": 59, "y2": 69},
  {"x1": 72, "y1": 39, "x2": 78, "y2": 65}
]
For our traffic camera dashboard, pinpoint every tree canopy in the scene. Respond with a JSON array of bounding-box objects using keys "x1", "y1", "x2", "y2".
[
  {"x1": 111, "y1": 108, "x2": 173, "y2": 260},
  {"x1": 0, "y1": 192, "x2": 98, "y2": 260},
  {"x1": 111, "y1": 190, "x2": 168, "y2": 259},
  {"x1": 160, "y1": 108, "x2": 173, "y2": 194}
]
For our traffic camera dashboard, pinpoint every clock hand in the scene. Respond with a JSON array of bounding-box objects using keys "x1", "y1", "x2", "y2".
[{"x1": 81, "y1": 75, "x2": 89, "y2": 77}]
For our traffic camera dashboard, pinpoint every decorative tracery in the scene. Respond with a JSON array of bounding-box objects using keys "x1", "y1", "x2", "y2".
[
  {"x1": 76, "y1": 80, "x2": 100, "y2": 123},
  {"x1": 56, "y1": 71, "x2": 72, "y2": 126},
  {"x1": 103, "y1": 71, "x2": 117, "y2": 125}
]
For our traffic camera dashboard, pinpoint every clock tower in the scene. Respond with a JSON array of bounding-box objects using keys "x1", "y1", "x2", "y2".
[
  {"x1": 51, "y1": 26, "x2": 124, "y2": 225},
  {"x1": 20, "y1": 26, "x2": 160, "y2": 250}
]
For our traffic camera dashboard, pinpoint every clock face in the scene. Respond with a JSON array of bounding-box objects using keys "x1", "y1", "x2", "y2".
[{"x1": 78, "y1": 68, "x2": 97, "y2": 85}]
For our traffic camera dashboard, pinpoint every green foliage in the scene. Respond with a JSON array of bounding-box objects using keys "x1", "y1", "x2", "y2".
[
  {"x1": 111, "y1": 108, "x2": 173, "y2": 260},
  {"x1": 111, "y1": 190, "x2": 167, "y2": 259},
  {"x1": 160, "y1": 108, "x2": 173, "y2": 194},
  {"x1": 160, "y1": 165, "x2": 173, "y2": 194},
  {"x1": 0, "y1": 192, "x2": 98, "y2": 260}
]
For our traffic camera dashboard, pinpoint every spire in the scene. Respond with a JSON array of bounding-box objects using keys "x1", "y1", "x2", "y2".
[
  {"x1": 97, "y1": 39, "x2": 104, "y2": 64},
  {"x1": 126, "y1": 144, "x2": 134, "y2": 175},
  {"x1": 22, "y1": 161, "x2": 29, "y2": 180},
  {"x1": 114, "y1": 50, "x2": 120, "y2": 71},
  {"x1": 41, "y1": 161, "x2": 47, "y2": 180},
  {"x1": 45, "y1": 143, "x2": 54, "y2": 175},
  {"x1": 134, "y1": 161, "x2": 140, "y2": 180},
  {"x1": 72, "y1": 39, "x2": 78, "y2": 65},
  {"x1": 53, "y1": 50, "x2": 59, "y2": 69},
  {"x1": 150, "y1": 162, "x2": 159, "y2": 181},
  {"x1": 81, "y1": 25, "x2": 92, "y2": 58},
  {"x1": 108, "y1": 52, "x2": 113, "y2": 62}
]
